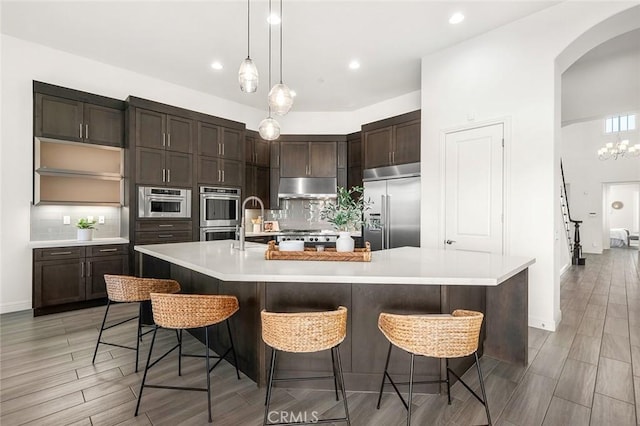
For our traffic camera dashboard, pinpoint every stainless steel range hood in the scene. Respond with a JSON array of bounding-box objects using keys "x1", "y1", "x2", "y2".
[{"x1": 278, "y1": 177, "x2": 337, "y2": 199}]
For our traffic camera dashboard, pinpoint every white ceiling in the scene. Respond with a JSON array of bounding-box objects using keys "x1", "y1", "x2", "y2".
[{"x1": 1, "y1": 1, "x2": 557, "y2": 112}]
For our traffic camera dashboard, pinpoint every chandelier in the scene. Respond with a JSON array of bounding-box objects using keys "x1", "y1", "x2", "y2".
[
  {"x1": 238, "y1": 0, "x2": 258, "y2": 93},
  {"x1": 597, "y1": 139, "x2": 640, "y2": 160},
  {"x1": 267, "y1": 0, "x2": 293, "y2": 115}
]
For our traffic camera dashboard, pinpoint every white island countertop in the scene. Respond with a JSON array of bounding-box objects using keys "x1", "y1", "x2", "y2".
[{"x1": 135, "y1": 240, "x2": 535, "y2": 286}]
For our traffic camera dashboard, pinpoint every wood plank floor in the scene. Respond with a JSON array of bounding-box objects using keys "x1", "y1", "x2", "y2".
[{"x1": 1, "y1": 248, "x2": 638, "y2": 425}]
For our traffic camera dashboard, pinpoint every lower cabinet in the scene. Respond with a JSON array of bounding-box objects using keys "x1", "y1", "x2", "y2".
[
  {"x1": 134, "y1": 220, "x2": 193, "y2": 244},
  {"x1": 33, "y1": 244, "x2": 129, "y2": 315}
]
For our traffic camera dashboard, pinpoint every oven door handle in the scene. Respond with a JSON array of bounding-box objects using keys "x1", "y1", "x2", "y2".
[{"x1": 147, "y1": 196, "x2": 184, "y2": 202}]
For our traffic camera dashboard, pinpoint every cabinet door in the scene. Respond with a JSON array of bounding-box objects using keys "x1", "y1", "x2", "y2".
[
  {"x1": 198, "y1": 156, "x2": 221, "y2": 185},
  {"x1": 136, "y1": 147, "x2": 165, "y2": 185},
  {"x1": 270, "y1": 168, "x2": 280, "y2": 210},
  {"x1": 280, "y1": 142, "x2": 309, "y2": 177},
  {"x1": 136, "y1": 109, "x2": 166, "y2": 149},
  {"x1": 348, "y1": 135, "x2": 362, "y2": 167},
  {"x1": 198, "y1": 121, "x2": 221, "y2": 157},
  {"x1": 86, "y1": 255, "x2": 129, "y2": 300},
  {"x1": 36, "y1": 94, "x2": 83, "y2": 142},
  {"x1": 245, "y1": 136, "x2": 255, "y2": 164},
  {"x1": 254, "y1": 138, "x2": 270, "y2": 167},
  {"x1": 166, "y1": 115, "x2": 193, "y2": 154},
  {"x1": 348, "y1": 166, "x2": 363, "y2": 190},
  {"x1": 256, "y1": 166, "x2": 270, "y2": 209},
  {"x1": 393, "y1": 120, "x2": 420, "y2": 165},
  {"x1": 220, "y1": 159, "x2": 243, "y2": 187},
  {"x1": 83, "y1": 104, "x2": 124, "y2": 147},
  {"x1": 165, "y1": 152, "x2": 192, "y2": 187},
  {"x1": 309, "y1": 142, "x2": 337, "y2": 177},
  {"x1": 221, "y1": 128, "x2": 243, "y2": 161},
  {"x1": 245, "y1": 165, "x2": 256, "y2": 202},
  {"x1": 34, "y1": 259, "x2": 85, "y2": 308},
  {"x1": 363, "y1": 127, "x2": 393, "y2": 169}
]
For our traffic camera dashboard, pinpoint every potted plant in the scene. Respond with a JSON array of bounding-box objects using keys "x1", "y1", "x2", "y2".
[
  {"x1": 320, "y1": 186, "x2": 371, "y2": 252},
  {"x1": 76, "y1": 218, "x2": 97, "y2": 241}
]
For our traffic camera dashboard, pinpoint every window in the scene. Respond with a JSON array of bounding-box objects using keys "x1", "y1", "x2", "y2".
[{"x1": 605, "y1": 114, "x2": 636, "y2": 133}]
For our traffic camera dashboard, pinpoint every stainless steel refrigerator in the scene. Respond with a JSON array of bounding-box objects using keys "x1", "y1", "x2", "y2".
[{"x1": 363, "y1": 162, "x2": 420, "y2": 251}]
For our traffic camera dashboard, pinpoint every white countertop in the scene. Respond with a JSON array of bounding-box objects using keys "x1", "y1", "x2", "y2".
[
  {"x1": 135, "y1": 240, "x2": 535, "y2": 286},
  {"x1": 30, "y1": 238, "x2": 130, "y2": 249}
]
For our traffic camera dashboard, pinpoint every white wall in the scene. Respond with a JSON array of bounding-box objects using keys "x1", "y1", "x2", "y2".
[
  {"x1": 607, "y1": 183, "x2": 640, "y2": 232},
  {"x1": 0, "y1": 35, "x2": 416, "y2": 313},
  {"x1": 420, "y1": 2, "x2": 638, "y2": 331},
  {"x1": 562, "y1": 117, "x2": 640, "y2": 254}
]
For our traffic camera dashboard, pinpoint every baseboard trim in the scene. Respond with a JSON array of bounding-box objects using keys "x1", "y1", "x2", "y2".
[
  {"x1": 0, "y1": 300, "x2": 32, "y2": 314},
  {"x1": 528, "y1": 315, "x2": 559, "y2": 331},
  {"x1": 559, "y1": 262, "x2": 571, "y2": 276}
]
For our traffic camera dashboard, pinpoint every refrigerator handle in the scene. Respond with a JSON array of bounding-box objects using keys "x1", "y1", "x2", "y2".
[
  {"x1": 386, "y1": 194, "x2": 392, "y2": 249},
  {"x1": 381, "y1": 195, "x2": 386, "y2": 249}
]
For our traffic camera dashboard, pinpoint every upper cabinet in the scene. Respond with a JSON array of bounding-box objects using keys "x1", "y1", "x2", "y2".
[
  {"x1": 35, "y1": 94, "x2": 124, "y2": 147},
  {"x1": 136, "y1": 109, "x2": 193, "y2": 154},
  {"x1": 198, "y1": 121, "x2": 243, "y2": 161},
  {"x1": 245, "y1": 134, "x2": 270, "y2": 167},
  {"x1": 280, "y1": 141, "x2": 337, "y2": 178},
  {"x1": 362, "y1": 110, "x2": 420, "y2": 170}
]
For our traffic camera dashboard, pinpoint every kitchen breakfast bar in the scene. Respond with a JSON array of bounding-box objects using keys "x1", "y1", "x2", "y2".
[{"x1": 135, "y1": 241, "x2": 535, "y2": 393}]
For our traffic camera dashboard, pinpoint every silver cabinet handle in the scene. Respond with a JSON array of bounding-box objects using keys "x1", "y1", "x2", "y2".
[
  {"x1": 87, "y1": 261, "x2": 91, "y2": 277},
  {"x1": 162, "y1": 133, "x2": 166, "y2": 147},
  {"x1": 222, "y1": 143, "x2": 225, "y2": 156},
  {"x1": 158, "y1": 224, "x2": 174, "y2": 228},
  {"x1": 162, "y1": 168, "x2": 166, "y2": 182},
  {"x1": 222, "y1": 170, "x2": 225, "y2": 182},
  {"x1": 218, "y1": 170, "x2": 221, "y2": 182},
  {"x1": 167, "y1": 169, "x2": 171, "y2": 182},
  {"x1": 79, "y1": 123, "x2": 83, "y2": 139},
  {"x1": 51, "y1": 251, "x2": 72, "y2": 256},
  {"x1": 392, "y1": 151, "x2": 395, "y2": 164},
  {"x1": 388, "y1": 152, "x2": 391, "y2": 164},
  {"x1": 167, "y1": 133, "x2": 171, "y2": 148},
  {"x1": 99, "y1": 248, "x2": 118, "y2": 252},
  {"x1": 81, "y1": 261, "x2": 85, "y2": 278},
  {"x1": 85, "y1": 124, "x2": 89, "y2": 139},
  {"x1": 218, "y1": 143, "x2": 221, "y2": 156},
  {"x1": 158, "y1": 234, "x2": 173, "y2": 238}
]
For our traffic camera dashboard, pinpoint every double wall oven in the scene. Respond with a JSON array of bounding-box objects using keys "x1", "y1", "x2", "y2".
[{"x1": 199, "y1": 186, "x2": 241, "y2": 241}]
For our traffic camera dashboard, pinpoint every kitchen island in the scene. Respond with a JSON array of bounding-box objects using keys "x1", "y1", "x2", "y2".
[{"x1": 135, "y1": 240, "x2": 534, "y2": 392}]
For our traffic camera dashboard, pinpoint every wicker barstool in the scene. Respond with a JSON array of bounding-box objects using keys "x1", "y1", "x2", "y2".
[
  {"x1": 376, "y1": 309, "x2": 491, "y2": 426},
  {"x1": 135, "y1": 293, "x2": 240, "y2": 423},
  {"x1": 261, "y1": 306, "x2": 351, "y2": 426},
  {"x1": 92, "y1": 275, "x2": 181, "y2": 372}
]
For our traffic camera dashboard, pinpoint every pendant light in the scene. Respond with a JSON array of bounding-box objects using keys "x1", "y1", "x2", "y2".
[
  {"x1": 259, "y1": 0, "x2": 281, "y2": 140},
  {"x1": 238, "y1": 0, "x2": 258, "y2": 93},
  {"x1": 267, "y1": 0, "x2": 294, "y2": 115}
]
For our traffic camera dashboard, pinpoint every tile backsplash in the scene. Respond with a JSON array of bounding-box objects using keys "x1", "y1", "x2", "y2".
[
  {"x1": 245, "y1": 199, "x2": 332, "y2": 230},
  {"x1": 31, "y1": 205, "x2": 121, "y2": 241}
]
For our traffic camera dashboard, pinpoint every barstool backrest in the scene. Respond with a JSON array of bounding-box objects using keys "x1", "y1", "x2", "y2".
[
  {"x1": 378, "y1": 309, "x2": 483, "y2": 358},
  {"x1": 150, "y1": 293, "x2": 239, "y2": 329},
  {"x1": 104, "y1": 275, "x2": 181, "y2": 303},
  {"x1": 261, "y1": 306, "x2": 347, "y2": 353}
]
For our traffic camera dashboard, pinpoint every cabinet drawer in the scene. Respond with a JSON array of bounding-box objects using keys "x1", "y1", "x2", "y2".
[
  {"x1": 34, "y1": 246, "x2": 85, "y2": 261},
  {"x1": 135, "y1": 231, "x2": 193, "y2": 244},
  {"x1": 135, "y1": 220, "x2": 192, "y2": 232},
  {"x1": 86, "y1": 244, "x2": 129, "y2": 257}
]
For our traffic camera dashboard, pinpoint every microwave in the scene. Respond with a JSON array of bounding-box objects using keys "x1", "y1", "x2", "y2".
[
  {"x1": 138, "y1": 187, "x2": 191, "y2": 218},
  {"x1": 200, "y1": 186, "x2": 241, "y2": 227}
]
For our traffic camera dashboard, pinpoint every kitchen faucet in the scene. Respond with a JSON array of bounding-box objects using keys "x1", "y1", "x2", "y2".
[{"x1": 238, "y1": 196, "x2": 265, "y2": 251}]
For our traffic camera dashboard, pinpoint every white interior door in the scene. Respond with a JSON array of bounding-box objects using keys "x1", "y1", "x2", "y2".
[{"x1": 445, "y1": 123, "x2": 504, "y2": 254}]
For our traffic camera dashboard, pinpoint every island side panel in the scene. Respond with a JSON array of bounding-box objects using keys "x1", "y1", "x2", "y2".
[
  {"x1": 263, "y1": 282, "x2": 353, "y2": 389},
  {"x1": 350, "y1": 283, "x2": 442, "y2": 393},
  {"x1": 484, "y1": 269, "x2": 528, "y2": 365}
]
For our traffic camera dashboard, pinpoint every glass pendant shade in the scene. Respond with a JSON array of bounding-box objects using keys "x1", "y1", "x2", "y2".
[
  {"x1": 268, "y1": 83, "x2": 294, "y2": 115},
  {"x1": 258, "y1": 117, "x2": 281, "y2": 141},
  {"x1": 238, "y1": 57, "x2": 259, "y2": 93}
]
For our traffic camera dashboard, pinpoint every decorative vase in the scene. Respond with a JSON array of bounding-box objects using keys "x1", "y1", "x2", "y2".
[
  {"x1": 77, "y1": 229, "x2": 93, "y2": 241},
  {"x1": 336, "y1": 231, "x2": 355, "y2": 252}
]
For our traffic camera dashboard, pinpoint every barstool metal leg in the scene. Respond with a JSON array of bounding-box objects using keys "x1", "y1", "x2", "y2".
[
  {"x1": 92, "y1": 299, "x2": 111, "y2": 364},
  {"x1": 263, "y1": 349, "x2": 277, "y2": 425},
  {"x1": 226, "y1": 319, "x2": 241, "y2": 380},
  {"x1": 331, "y1": 348, "x2": 339, "y2": 401},
  {"x1": 135, "y1": 325, "x2": 158, "y2": 417},
  {"x1": 445, "y1": 358, "x2": 452, "y2": 405},
  {"x1": 407, "y1": 353, "x2": 415, "y2": 426},
  {"x1": 178, "y1": 329, "x2": 183, "y2": 376},
  {"x1": 475, "y1": 352, "x2": 492, "y2": 425},
  {"x1": 205, "y1": 326, "x2": 212, "y2": 423},
  {"x1": 135, "y1": 302, "x2": 143, "y2": 373},
  {"x1": 335, "y1": 347, "x2": 351, "y2": 426},
  {"x1": 376, "y1": 342, "x2": 393, "y2": 409}
]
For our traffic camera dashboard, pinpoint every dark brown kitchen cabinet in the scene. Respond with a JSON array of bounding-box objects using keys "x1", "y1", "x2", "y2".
[
  {"x1": 198, "y1": 157, "x2": 243, "y2": 187},
  {"x1": 245, "y1": 165, "x2": 270, "y2": 209},
  {"x1": 362, "y1": 111, "x2": 420, "y2": 169},
  {"x1": 280, "y1": 141, "x2": 337, "y2": 178},
  {"x1": 245, "y1": 134, "x2": 270, "y2": 167},
  {"x1": 198, "y1": 122, "x2": 243, "y2": 161},
  {"x1": 347, "y1": 132, "x2": 363, "y2": 189},
  {"x1": 135, "y1": 108, "x2": 194, "y2": 154},
  {"x1": 33, "y1": 244, "x2": 129, "y2": 316},
  {"x1": 35, "y1": 93, "x2": 124, "y2": 147},
  {"x1": 337, "y1": 141, "x2": 347, "y2": 188},
  {"x1": 135, "y1": 220, "x2": 193, "y2": 244},
  {"x1": 136, "y1": 148, "x2": 192, "y2": 187}
]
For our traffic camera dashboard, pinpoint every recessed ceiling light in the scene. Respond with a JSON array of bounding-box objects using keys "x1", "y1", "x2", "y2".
[
  {"x1": 449, "y1": 12, "x2": 465, "y2": 24},
  {"x1": 267, "y1": 13, "x2": 281, "y2": 25},
  {"x1": 210, "y1": 61, "x2": 223, "y2": 70},
  {"x1": 348, "y1": 60, "x2": 360, "y2": 70}
]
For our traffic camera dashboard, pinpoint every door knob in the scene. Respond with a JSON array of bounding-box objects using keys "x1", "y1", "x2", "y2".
[{"x1": 445, "y1": 239, "x2": 456, "y2": 245}]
